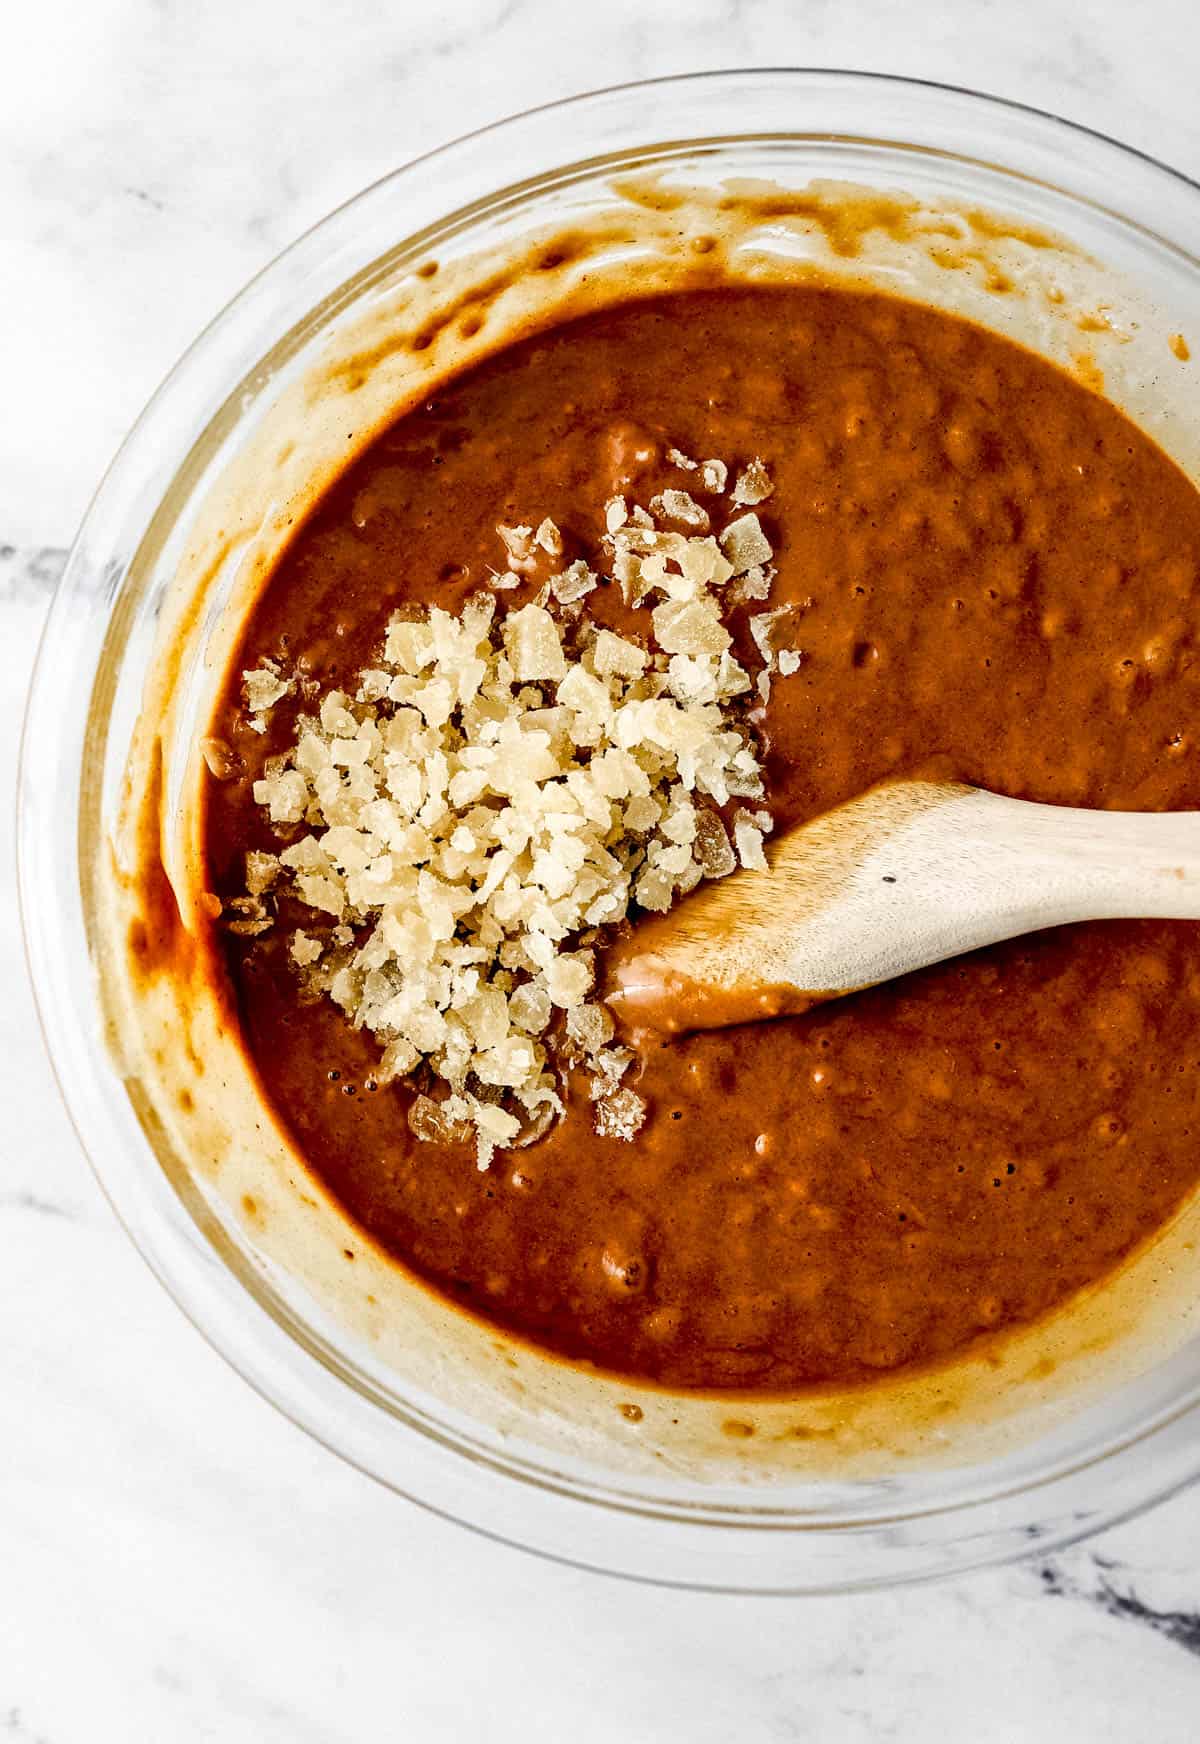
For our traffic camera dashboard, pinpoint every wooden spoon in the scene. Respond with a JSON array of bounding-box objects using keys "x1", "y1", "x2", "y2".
[{"x1": 605, "y1": 779, "x2": 1200, "y2": 1036}]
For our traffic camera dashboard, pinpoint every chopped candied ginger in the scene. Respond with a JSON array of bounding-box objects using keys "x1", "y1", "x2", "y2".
[
  {"x1": 222, "y1": 895, "x2": 272, "y2": 936},
  {"x1": 240, "y1": 851, "x2": 278, "y2": 898},
  {"x1": 720, "y1": 512, "x2": 773, "y2": 576},
  {"x1": 594, "y1": 1087, "x2": 648, "y2": 1141},
  {"x1": 694, "y1": 808, "x2": 737, "y2": 879},
  {"x1": 733, "y1": 811, "x2": 770, "y2": 872},
  {"x1": 732, "y1": 457, "x2": 774, "y2": 506},
  {"x1": 201, "y1": 736, "x2": 239, "y2": 780},
  {"x1": 235, "y1": 449, "x2": 781, "y2": 1163},
  {"x1": 242, "y1": 662, "x2": 293, "y2": 731},
  {"x1": 497, "y1": 523, "x2": 536, "y2": 570},
  {"x1": 650, "y1": 489, "x2": 710, "y2": 530}
]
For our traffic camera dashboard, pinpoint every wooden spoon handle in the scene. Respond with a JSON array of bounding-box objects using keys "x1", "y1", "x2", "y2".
[
  {"x1": 607, "y1": 782, "x2": 1200, "y2": 1036},
  {"x1": 873, "y1": 782, "x2": 1200, "y2": 919}
]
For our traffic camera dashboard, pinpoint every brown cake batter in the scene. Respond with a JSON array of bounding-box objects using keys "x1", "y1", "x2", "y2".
[{"x1": 202, "y1": 285, "x2": 1200, "y2": 1392}]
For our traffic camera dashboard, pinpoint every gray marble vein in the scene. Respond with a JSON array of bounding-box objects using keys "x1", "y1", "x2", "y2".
[
  {"x1": 1, "y1": 1709, "x2": 53, "y2": 1744},
  {"x1": 1039, "y1": 1557, "x2": 1200, "y2": 1659},
  {"x1": 0, "y1": 546, "x2": 67, "y2": 604},
  {"x1": 0, "y1": 1187, "x2": 78, "y2": 1222}
]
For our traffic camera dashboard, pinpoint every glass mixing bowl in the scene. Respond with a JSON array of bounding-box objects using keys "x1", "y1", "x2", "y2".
[{"x1": 19, "y1": 70, "x2": 1200, "y2": 1592}]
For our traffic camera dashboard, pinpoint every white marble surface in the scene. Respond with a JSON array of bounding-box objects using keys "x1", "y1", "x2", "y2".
[{"x1": 5, "y1": 0, "x2": 1200, "y2": 1737}]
